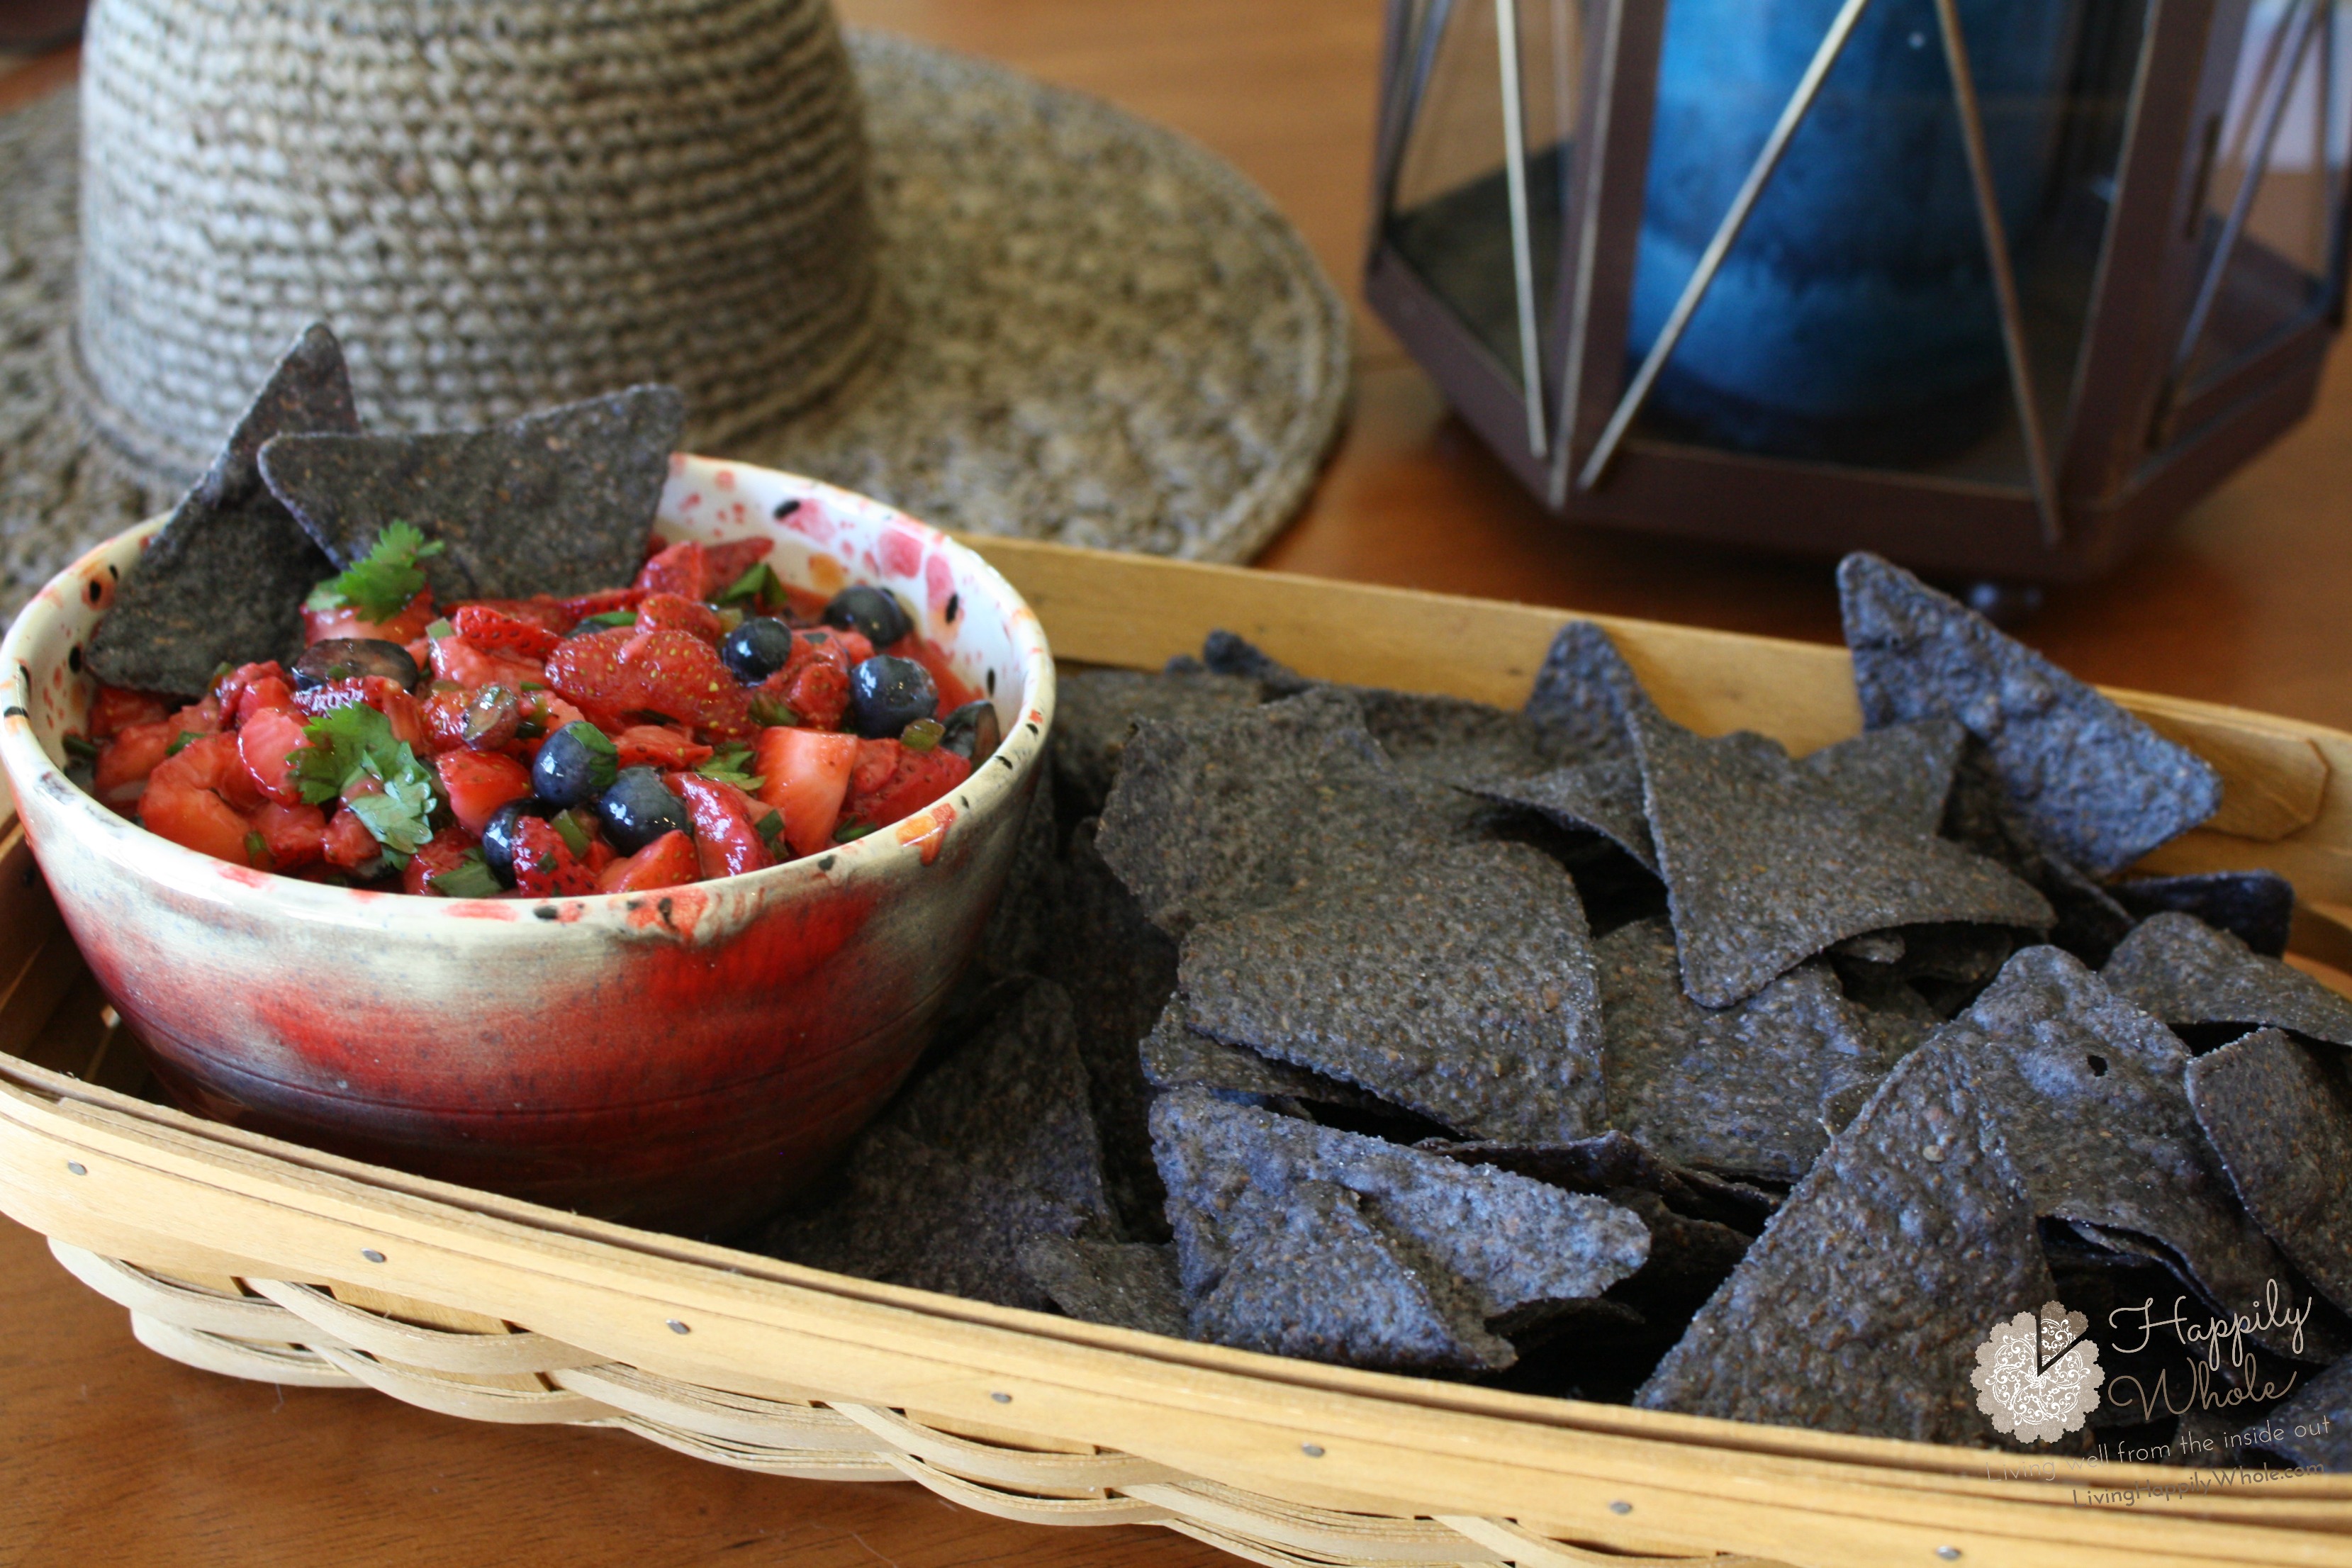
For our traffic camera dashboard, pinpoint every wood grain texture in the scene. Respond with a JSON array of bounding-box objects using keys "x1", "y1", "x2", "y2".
[{"x1": 4, "y1": 0, "x2": 2351, "y2": 1562}]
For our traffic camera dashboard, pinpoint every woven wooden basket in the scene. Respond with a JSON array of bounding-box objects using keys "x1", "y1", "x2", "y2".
[{"x1": 6, "y1": 537, "x2": 2352, "y2": 1568}]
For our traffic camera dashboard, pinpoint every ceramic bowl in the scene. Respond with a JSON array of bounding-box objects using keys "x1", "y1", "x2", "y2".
[{"x1": 0, "y1": 456, "x2": 1055, "y2": 1236}]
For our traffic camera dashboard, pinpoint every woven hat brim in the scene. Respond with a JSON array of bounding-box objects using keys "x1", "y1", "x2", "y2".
[{"x1": 2, "y1": 30, "x2": 1350, "y2": 621}]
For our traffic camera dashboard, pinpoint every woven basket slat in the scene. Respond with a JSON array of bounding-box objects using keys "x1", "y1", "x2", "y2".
[
  {"x1": 829, "y1": 1402, "x2": 1185, "y2": 1491},
  {"x1": 126, "y1": 1313, "x2": 363, "y2": 1388},
  {"x1": 604, "y1": 1415, "x2": 908, "y2": 1481},
  {"x1": 242, "y1": 1277, "x2": 605, "y2": 1374}
]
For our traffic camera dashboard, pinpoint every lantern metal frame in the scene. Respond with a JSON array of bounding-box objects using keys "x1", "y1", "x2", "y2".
[{"x1": 1365, "y1": 0, "x2": 2352, "y2": 581}]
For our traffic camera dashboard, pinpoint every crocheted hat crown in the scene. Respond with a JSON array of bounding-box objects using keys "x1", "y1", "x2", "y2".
[{"x1": 71, "y1": 0, "x2": 880, "y2": 478}]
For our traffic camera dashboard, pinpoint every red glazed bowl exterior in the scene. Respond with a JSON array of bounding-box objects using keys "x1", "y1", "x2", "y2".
[{"x1": 0, "y1": 457, "x2": 1055, "y2": 1236}]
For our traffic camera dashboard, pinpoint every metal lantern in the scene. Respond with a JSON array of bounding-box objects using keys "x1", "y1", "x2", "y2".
[{"x1": 1366, "y1": 0, "x2": 2352, "y2": 580}]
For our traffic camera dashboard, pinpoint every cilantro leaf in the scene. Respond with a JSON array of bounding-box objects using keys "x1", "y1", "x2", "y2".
[
  {"x1": 753, "y1": 808, "x2": 788, "y2": 859},
  {"x1": 430, "y1": 850, "x2": 504, "y2": 899},
  {"x1": 306, "y1": 522, "x2": 444, "y2": 621},
  {"x1": 289, "y1": 703, "x2": 442, "y2": 857},
  {"x1": 571, "y1": 608, "x2": 638, "y2": 633},
  {"x1": 697, "y1": 746, "x2": 765, "y2": 791}
]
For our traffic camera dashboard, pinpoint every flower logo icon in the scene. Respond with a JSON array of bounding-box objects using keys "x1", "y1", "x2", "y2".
[{"x1": 1972, "y1": 1301, "x2": 2105, "y2": 1443}]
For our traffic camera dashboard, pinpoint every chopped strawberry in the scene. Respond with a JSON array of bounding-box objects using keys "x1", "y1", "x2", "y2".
[
  {"x1": 139, "y1": 735, "x2": 259, "y2": 863},
  {"x1": 701, "y1": 537, "x2": 774, "y2": 588},
  {"x1": 634, "y1": 593, "x2": 724, "y2": 643},
  {"x1": 305, "y1": 591, "x2": 436, "y2": 646},
  {"x1": 401, "y1": 826, "x2": 483, "y2": 895},
  {"x1": 429, "y1": 632, "x2": 544, "y2": 692},
  {"x1": 322, "y1": 807, "x2": 381, "y2": 870},
  {"x1": 543, "y1": 627, "x2": 634, "y2": 718},
  {"x1": 454, "y1": 604, "x2": 563, "y2": 661},
  {"x1": 464, "y1": 595, "x2": 576, "y2": 634},
  {"x1": 618, "y1": 629, "x2": 754, "y2": 737},
  {"x1": 237, "y1": 705, "x2": 314, "y2": 805},
  {"x1": 168, "y1": 695, "x2": 225, "y2": 737},
  {"x1": 754, "y1": 726, "x2": 860, "y2": 858},
  {"x1": 510, "y1": 816, "x2": 599, "y2": 896},
  {"x1": 94, "y1": 719, "x2": 181, "y2": 805},
  {"x1": 422, "y1": 686, "x2": 472, "y2": 751},
  {"x1": 597, "y1": 829, "x2": 700, "y2": 892},
  {"x1": 561, "y1": 586, "x2": 647, "y2": 620},
  {"x1": 849, "y1": 737, "x2": 901, "y2": 797},
  {"x1": 230, "y1": 675, "x2": 299, "y2": 726},
  {"x1": 843, "y1": 742, "x2": 972, "y2": 832},
  {"x1": 763, "y1": 629, "x2": 859, "y2": 729},
  {"x1": 668, "y1": 773, "x2": 773, "y2": 878},
  {"x1": 88, "y1": 687, "x2": 169, "y2": 740},
  {"x1": 613, "y1": 724, "x2": 714, "y2": 771},
  {"x1": 252, "y1": 800, "x2": 328, "y2": 870},
  {"x1": 434, "y1": 750, "x2": 533, "y2": 836},
  {"x1": 636, "y1": 540, "x2": 713, "y2": 601},
  {"x1": 214, "y1": 661, "x2": 292, "y2": 715}
]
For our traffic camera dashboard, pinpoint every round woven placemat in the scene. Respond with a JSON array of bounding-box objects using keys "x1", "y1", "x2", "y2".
[{"x1": 0, "y1": 30, "x2": 1350, "y2": 622}]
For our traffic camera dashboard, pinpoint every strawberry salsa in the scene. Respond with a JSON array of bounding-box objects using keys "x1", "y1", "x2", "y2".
[{"x1": 76, "y1": 527, "x2": 999, "y2": 897}]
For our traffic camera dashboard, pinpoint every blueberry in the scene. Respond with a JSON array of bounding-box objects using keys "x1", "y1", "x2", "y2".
[
  {"x1": 597, "y1": 766, "x2": 692, "y2": 854},
  {"x1": 822, "y1": 585, "x2": 913, "y2": 648},
  {"x1": 720, "y1": 616, "x2": 797, "y2": 683},
  {"x1": 532, "y1": 721, "x2": 620, "y2": 807},
  {"x1": 939, "y1": 700, "x2": 1002, "y2": 761},
  {"x1": 481, "y1": 797, "x2": 558, "y2": 886},
  {"x1": 848, "y1": 655, "x2": 939, "y2": 739},
  {"x1": 293, "y1": 637, "x2": 419, "y2": 692}
]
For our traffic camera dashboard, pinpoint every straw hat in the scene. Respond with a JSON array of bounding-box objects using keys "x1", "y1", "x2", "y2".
[{"x1": 1, "y1": 5, "x2": 1348, "y2": 617}]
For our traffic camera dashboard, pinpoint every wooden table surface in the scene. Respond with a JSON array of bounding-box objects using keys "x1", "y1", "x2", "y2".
[{"x1": 4, "y1": 4, "x2": 2349, "y2": 1564}]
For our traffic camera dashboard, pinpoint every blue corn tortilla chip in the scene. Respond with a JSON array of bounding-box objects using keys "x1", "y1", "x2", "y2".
[
  {"x1": 1139, "y1": 998, "x2": 1385, "y2": 1113},
  {"x1": 1052, "y1": 666, "x2": 1265, "y2": 816},
  {"x1": 85, "y1": 323, "x2": 356, "y2": 696},
  {"x1": 2186, "y1": 1029, "x2": 2352, "y2": 1316},
  {"x1": 975, "y1": 766, "x2": 1061, "y2": 982},
  {"x1": 1927, "y1": 946, "x2": 2312, "y2": 1357},
  {"x1": 1628, "y1": 702, "x2": 2052, "y2": 1007},
  {"x1": 2104, "y1": 912, "x2": 2352, "y2": 1049},
  {"x1": 1839, "y1": 553, "x2": 2221, "y2": 876},
  {"x1": 1151, "y1": 1089, "x2": 1649, "y2": 1321},
  {"x1": 763, "y1": 1126, "x2": 1087, "y2": 1310},
  {"x1": 1096, "y1": 685, "x2": 1430, "y2": 935},
  {"x1": 1036, "y1": 822, "x2": 1180, "y2": 1239},
  {"x1": 2113, "y1": 871, "x2": 2295, "y2": 959},
  {"x1": 1199, "y1": 629, "x2": 1314, "y2": 695},
  {"x1": 1636, "y1": 1042, "x2": 2056, "y2": 1443},
  {"x1": 1939, "y1": 739, "x2": 2137, "y2": 965},
  {"x1": 880, "y1": 978, "x2": 1116, "y2": 1233},
  {"x1": 1180, "y1": 840, "x2": 1608, "y2": 1142},
  {"x1": 1460, "y1": 754, "x2": 1659, "y2": 874},
  {"x1": 2246, "y1": 1355, "x2": 2352, "y2": 1472},
  {"x1": 1353, "y1": 686, "x2": 1577, "y2": 787},
  {"x1": 1799, "y1": 719, "x2": 1967, "y2": 840},
  {"x1": 1596, "y1": 918, "x2": 1908, "y2": 1182},
  {"x1": 1523, "y1": 620, "x2": 1648, "y2": 761},
  {"x1": 259, "y1": 384, "x2": 685, "y2": 603},
  {"x1": 1017, "y1": 1237, "x2": 1192, "y2": 1339},
  {"x1": 1187, "y1": 1179, "x2": 1518, "y2": 1374},
  {"x1": 1417, "y1": 1133, "x2": 1781, "y2": 1234}
]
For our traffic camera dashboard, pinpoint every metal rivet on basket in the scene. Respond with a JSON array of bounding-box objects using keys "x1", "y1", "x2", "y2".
[
  {"x1": 1608, "y1": 1501, "x2": 1632, "y2": 1515},
  {"x1": 65, "y1": 1161, "x2": 86, "y2": 1176},
  {"x1": 990, "y1": 1391, "x2": 1012, "y2": 1404},
  {"x1": 667, "y1": 1318, "x2": 690, "y2": 1335},
  {"x1": 1935, "y1": 1551, "x2": 1961, "y2": 1563},
  {"x1": 360, "y1": 1249, "x2": 386, "y2": 1263},
  {"x1": 1300, "y1": 1443, "x2": 1324, "y2": 1458}
]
